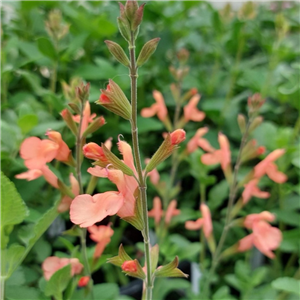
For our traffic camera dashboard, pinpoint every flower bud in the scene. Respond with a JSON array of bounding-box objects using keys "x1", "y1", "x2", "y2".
[
  {"x1": 237, "y1": 114, "x2": 246, "y2": 134},
  {"x1": 122, "y1": 260, "x2": 137, "y2": 273},
  {"x1": 117, "y1": 17, "x2": 131, "y2": 42},
  {"x1": 176, "y1": 48, "x2": 189, "y2": 64},
  {"x1": 82, "y1": 116, "x2": 106, "y2": 138},
  {"x1": 60, "y1": 108, "x2": 77, "y2": 135},
  {"x1": 83, "y1": 143, "x2": 109, "y2": 165},
  {"x1": 78, "y1": 276, "x2": 90, "y2": 288},
  {"x1": 247, "y1": 93, "x2": 265, "y2": 115},
  {"x1": 125, "y1": 0, "x2": 139, "y2": 24},
  {"x1": 68, "y1": 103, "x2": 81, "y2": 114},
  {"x1": 107, "y1": 244, "x2": 132, "y2": 267},
  {"x1": 96, "y1": 80, "x2": 132, "y2": 120},
  {"x1": 105, "y1": 40, "x2": 130, "y2": 67},
  {"x1": 180, "y1": 87, "x2": 198, "y2": 103},
  {"x1": 145, "y1": 129, "x2": 186, "y2": 173},
  {"x1": 132, "y1": 3, "x2": 146, "y2": 31},
  {"x1": 249, "y1": 116, "x2": 263, "y2": 132},
  {"x1": 76, "y1": 82, "x2": 90, "y2": 103},
  {"x1": 136, "y1": 38, "x2": 161, "y2": 67}
]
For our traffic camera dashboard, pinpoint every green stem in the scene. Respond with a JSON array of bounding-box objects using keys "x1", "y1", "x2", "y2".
[
  {"x1": 1, "y1": 276, "x2": 5, "y2": 300},
  {"x1": 203, "y1": 117, "x2": 253, "y2": 295},
  {"x1": 86, "y1": 175, "x2": 98, "y2": 194},
  {"x1": 129, "y1": 33, "x2": 152, "y2": 300}
]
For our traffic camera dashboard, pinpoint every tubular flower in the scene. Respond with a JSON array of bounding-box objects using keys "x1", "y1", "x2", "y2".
[
  {"x1": 15, "y1": 165, "x2": 58, "y2": 188},
  {"x1": 238, "y1": 212, "x2": 282, "y2": 259},
  {"x1": 70, "y1": 139, "x2": 138, "y2": 227},
  {"x1": 185, "y1": 204, "x2": 213, "y2": 239},
  {"x1": 187, "y1": 127, "x2": 214, "y2": 154},
  {"x1": 73, "y1": 102, "x2": 96, "y2": 136},
  {"x1": 201, "y1": 133, "x2": 232, "y2": 179},
  {"x1": 42, "y1": 257, "x2": 83, "y2": 280},
  {"x1": 170, "y1": 129, "x2": 186, "y2": 145},
  {"x1": 141, "y1": 90, "x2": 168, "y2": 122},
  {"x1": 78, "y1": 276, "x2": 90, "y2": 288},
  {"x1": 46, "y1": 130, "x2": 72, "y2": 163},
  {"x1": 148, "y1": 197, "x2": 180, "y2": 226},
  {"x1": 253, "y1": 149, "x2": 287, "y2": 183},
  {"x1": 183, "y1": 94, "x2": 205, "y2": 123},
  {"x1": 242, "y1": 178, "x2": 270, "y2": 205},
  {"x1": 19, "y1": 136, "x2": 58, "y2": 170},
  {"x1": 88, "y1": 224, "x2": 114, "y2": 258},
  {"x1": 57, "y1": 174, "x2": 80, "y2": 213}
]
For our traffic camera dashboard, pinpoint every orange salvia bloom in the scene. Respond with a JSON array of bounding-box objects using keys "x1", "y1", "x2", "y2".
[
  {"x1": 122, "y1": 260, "x2": 138, "y2": 273},
  {"x1": 148, "y1": 197, "x2": 163, "y2": 225},
  {"x1": 73, "y1": 102, "x2": 96, "y2": 137},
  {"x1": 46, "y1": 130, "x2": 71, "y2": 162},
  {"x1": 183, "y1": 94, "x2": 205, "y2": 123},
  {"x1": 242, "y1": 178, "x2": 270, "y2": 205}
]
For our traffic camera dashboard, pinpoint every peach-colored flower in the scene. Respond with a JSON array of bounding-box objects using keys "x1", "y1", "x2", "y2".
[
  {"x1": 16, "y1": 165, "x2": 58, "y2": 188},
  {"x1": 254, "y1": 149, "x2": 287, "y2": 183},
  {"x1": 73, "y1": 102, "x2": 96, "y2": 136},
  {"x1": 19, "y1": 137, "x2": 58, "y2": 170},
  {"x1": 238, "y1": 212, "x2": 282, "y2": 259},
  {"x1": 148, "y1": 197, "x2": 164, "y2": 225},
  {"x1": 185, "y1": 204, "x2": 213, "y2": 238},
  {"x1": 242, "y1": 179, "x2": 270, "y2": 205},
  {"x1": 42, "y1": 256, "x2": 83, "y2": 280},
  {"x1": 165, "y1": 200, "x2": 180, "y2": 225},
  {"x1": 122, "y1": 260, "x2": 138, "y2": 273},
  {"x1": 201, "y1": 133, "x2": 231, "y2": 173},
  {"x1": 83, "y1": 142, "x2": 108, "y2": 161},
  {"x1": 183, "y1": 94, "x2": 205, "y2": 123},
  {"x1": 57, "y1": 174, "x2": 80, "y2": 213},
  {"x1": 141, "y1": 90, "x2": 168, "y2": 122},
  {"x1": 70, "y1": 140, "x2": 138, "y2": 227},
  {"x1": 88, "y1": 224, "x2": 114, "y2": 258},
  {"x1": 187, "y1": 127, "x2": 214, "y2": 153},
  {"x1": 46, "y1": 130, "x2": 71, "y2": 162},
  {"x1": 148, "y1": 197, "x2": 180, "y2": 226},
  {"x1": 78, "y1": 276, "x2": 90, "y2": 287}
]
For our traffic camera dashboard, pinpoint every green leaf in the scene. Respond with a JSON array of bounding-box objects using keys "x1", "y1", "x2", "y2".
[
  {"x1": 1, "y1": 172, "x2": 28, "y2": 248},
  {"x1": 45, "y1": 264, "x2": 71, "y2": 299},
  {"x1": 5, "y1": 285, "x2": 45, "y2": 300},
  {"x1": 71, "y1": 283, "x2": 119, "y2": 300},
  {"x1": 37, "y1": 37, "x2": 57, "y2": 60},
  {"x1": 1, "y1": 244, "x2": 25, "y2": 278},
  {"x1": 17, "y1": 114, "x2": 38, "y2": 134},
  {"x1": 272, "y1": 277, "x2": 300, "y2": 295},
  {"x1": 208, "y1": 180, "x2": 229, "y2": 210}
]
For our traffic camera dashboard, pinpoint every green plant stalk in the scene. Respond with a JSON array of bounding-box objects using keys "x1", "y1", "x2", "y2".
[
  {"x1": 129, "y1": 33, "x2": 153, "y2": 300},
  {"x1": 86, "y1": 175, "x2": 98, "y2": 195},
  {"x1": 75, "y1": 101, "x2": 93, "y2": 296},
  {"x1": 199, "y1": 183, "x2": 206, "y2": 268},
  {"x1": 203, "y1": 117, "x2": 253, "y2": 295}
]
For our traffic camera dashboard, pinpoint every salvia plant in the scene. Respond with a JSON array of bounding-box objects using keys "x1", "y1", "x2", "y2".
[{"x1": 1, "y1": 1, "x2": 298, "y2": 300}]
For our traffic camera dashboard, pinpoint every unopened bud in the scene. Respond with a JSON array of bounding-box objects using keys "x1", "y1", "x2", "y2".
[
  {"x1": 117, "y1": 17, "x2": 131, "y2": 42},
  {"x1": 249, "y1": 116, "x2": 263, "y2": 132},
  {"x1": 60, "y1": 108, "x2": 77, "y2": 135},
  {"x1": 247, "y1": 93, "x2": 265, "y2": 115},
  {"x1": 96, "y1": 80, "x2": 132, "y2": 120},
  {"x1": 107, "y1": 244, "x2": 132, "y2": 267},
  {"x1": 121, "y1": 259, "x2": 146, "y2": 279},
  {"x1": 76, "y1": 82, "x2": 90, "y2": 103},
  {"x1": 122, "y1": 260, "x2": 137, "y2": 273},
  {"x1": 180, "y1": 87, "x2": 198, "y2": 103},
  {"x1": 132, "y1": 3, "x2": 145, "y2": 31},
  {"x1": 78, "y1": 276, "x2": 90, "y2": 288},
  {"x1": 105, "y1": 40, "x2": 130, "y2": 67},
  {"x1": 82, "y1": 116, "x2": 106, "y2": 138},
  {"x1": 176, "y1": 48, "x2": 189, "y2": 64},
  {"x1": 125, "y1": 1, "x2": 139, "y2": 23},
  {"x1": 145, "y1": 129, "x2": 186, "y2": 173},
  {"x1": 136, "y1": 38, "x2": 160, "y2": 67},
  {"x1": 68, "y1": 103, "x2": 81, "y2": 114},
  {"x1": 83, "y1": 143, "x2": 108, "y2": 164},
  {"x1": 237, "y1": 114, "x2": 246, "y2": 134}
]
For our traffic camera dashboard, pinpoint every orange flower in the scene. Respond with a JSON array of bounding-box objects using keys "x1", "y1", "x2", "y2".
[
  {"x1": 148, "y1": 197, "x2": 180, "y2": 226},
  {"x1": 15, "y1": 165, "x2": 58, "y2": 188},
  {"x1": 141, "y1": 90, "x2": 168, "y2": 122},
  {"x1": 83, "y1": 142, "x2": 108, "y2": 161},
  {"x1": 238, "y1": 211, "x2": 282, "y2": 259},
  {"x1": 70, "y1": 140, "x2": 138, "y2": 227},
  {"x1": 242, "y1": 178, "x2": 270, "y2": 205},
  {"x1": 19, "y1": 137, "x2": 58, "y2": 170},
  {"x1": 254, "y1": 149, "x2": 287, "y2": 183},
  {"x1": 42, "y1": 257, "x2": 83, "y2": 280},
  {"x1": 185, "y1": 204, "x2": 213, "y2": 239},
  {"x1": 88, "y1": 224, "x2": 114, "y2": 258},
  {"x1": 201, "y1": 133, "x2": 231, "y2": 177},
  {"x1": 73, "y1": 102, "x2": 96, "y2": 137},
  {"x1": 170, "y1": 129, "x2": 186, "y2": 145},
  {"x1": 187, "y1": 127, "x2": 214, "y2": 153},
  {"x1": 46, "y1": 130, "x2": 71, "y2": 163},
  {"x1": 183, "y1": 94, "x2": 205, "y2": 123}
]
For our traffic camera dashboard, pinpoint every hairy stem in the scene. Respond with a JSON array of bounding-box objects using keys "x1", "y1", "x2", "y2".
[{"x1": 129, "y1": 33, "x2": 152, "y2": 300}]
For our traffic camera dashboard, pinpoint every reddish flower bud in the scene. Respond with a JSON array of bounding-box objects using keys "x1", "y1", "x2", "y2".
[
  {"x1": 170, "y1": 129, "x2": 186, "y2": 145},
  {"x1": 122, "y1": 260, "x2": 138, "y2": 273},
  {"x1": 247, "y1": 93, "x2": 265, "y2": 115},
  {"x1": 78, "y1": 276, "x2": 90, "y2": 288},
  {"x1": 83, "y1": 143, "x2": 107, "y2": 162}
]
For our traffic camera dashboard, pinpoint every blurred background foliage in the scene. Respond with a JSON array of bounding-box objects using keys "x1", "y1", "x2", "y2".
[{"x1": 1, "y1": 1, "x2": 300, "y2": 300}]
